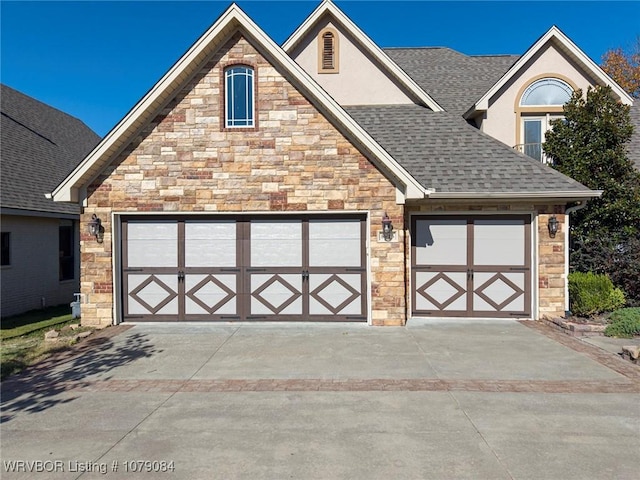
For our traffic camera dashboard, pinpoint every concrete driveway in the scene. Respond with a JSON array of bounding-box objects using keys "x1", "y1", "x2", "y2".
[{"x1": 1, "y1": 320, "x2": 639, "y2": 480}]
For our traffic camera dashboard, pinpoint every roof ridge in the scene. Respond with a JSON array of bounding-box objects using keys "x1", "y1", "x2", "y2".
[{"x1": 0, "y1": 111, "x2": 57, "y2": 146}]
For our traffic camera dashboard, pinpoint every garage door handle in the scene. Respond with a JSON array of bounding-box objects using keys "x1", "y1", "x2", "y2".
[
  {"x1": 178, "y1": 271, "x2": 185, "y2": 282},
  {"x1": 302, "y1": 270, "x2": 309, "y2": 280}
]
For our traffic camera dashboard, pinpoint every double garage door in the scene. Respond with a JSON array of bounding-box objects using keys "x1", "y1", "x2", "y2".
[
  {"x1": 412, "y1": 215, "x2": 532, "y2": 318},
  {"x1": 121, "y1": 215, "x2": 367, "y2": 322}
]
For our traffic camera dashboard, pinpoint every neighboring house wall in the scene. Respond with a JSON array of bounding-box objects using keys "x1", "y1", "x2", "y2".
[
  {"x1": 289, "y1": 18, "x2": 414, "y2": 106},
  {"x1": 80, "y1": 34, "x2": 405, "y2": 327},
  {"x1": 479, "y1": 43, "x2": 597, "y2": 149},
  {"x1": 1, "y1": 215, "x2": 79, "y2": 317}
]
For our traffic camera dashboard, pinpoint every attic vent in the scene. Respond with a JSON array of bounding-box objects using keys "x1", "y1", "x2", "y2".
[
  {"x1": 322, "y1": 33, "x2": 335, "y2": 69},
  {"x1": 318, "y1": 28, "x2": 339, "y2": 73}
]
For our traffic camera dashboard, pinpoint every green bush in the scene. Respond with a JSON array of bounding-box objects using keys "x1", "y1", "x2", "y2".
[
  {"x1": 604, "y1": 308, "x2": 640, "y2": 338},
  {"x1": 568, "y1": 272, "x2": 626, "y2": 316}
]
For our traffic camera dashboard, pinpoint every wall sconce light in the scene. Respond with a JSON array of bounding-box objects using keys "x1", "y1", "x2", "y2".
[
  {"x1": 88, "y1": 214, "x2": 104, "y2": 243},
  {"x1": 382, "y1": 212, "x2": 394, "y2": 242},
  {"x1": 547, "y1": 215, "x2": 559, "y2": 238}
]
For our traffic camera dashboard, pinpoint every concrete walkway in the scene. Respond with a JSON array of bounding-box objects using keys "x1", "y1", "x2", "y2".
[{"x1": 1, "y1": 320, "x2": 638, "y2": 479}]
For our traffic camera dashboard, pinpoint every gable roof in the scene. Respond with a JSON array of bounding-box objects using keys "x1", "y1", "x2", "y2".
[
  {"x1": 51, "y1": 2, "x2": 430, "y2": 204},
  {"x1": 345, "y1": 104, "x2": 598, "y2": 200},
  {"x1": 282, "y1": 0, "x2": 443, "y2": 112},
  {"x1": 0, "y1": 84, "x2": 100, "y2": 216},
  {"x1": 464, "y1": 26, "x2": 634, "y2": 118},
  {"x1": 385, "y1": 47, "x2": 519, "y2": 115}
]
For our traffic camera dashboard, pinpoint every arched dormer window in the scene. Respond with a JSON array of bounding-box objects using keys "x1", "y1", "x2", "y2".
[
  {"x1": 224, "y1": 65, "x2": 255, "y2": 128},
  {"x1": 515, "y1": 77, "x2": 575, "y2": 163},
  {"x1": 318, "y1": 28, "x2": 339, "y2": 73},
  {"x1": 520, "y1": 78, "x2": 573, "y2": 106}
]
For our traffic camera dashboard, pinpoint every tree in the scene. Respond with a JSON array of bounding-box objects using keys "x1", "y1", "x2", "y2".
[
  {"x1": 544, "y1": 85, "x2": 640, "y2": 305},
  {"x1": 601, "y1": 38, "x2": 640, "y2": 99}
]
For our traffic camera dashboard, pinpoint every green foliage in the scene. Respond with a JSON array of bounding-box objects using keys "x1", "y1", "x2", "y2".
[
  {"x1": 571, "y1": 234, "x2": 640, "y2": 306},
  {"x1": 568, "y1": 272, "x2": 626, "y2": 316},
  {"x1": 544, "y1": 85, "x2": 640, "y2": 305},
  {"x1": 604, "y1": 307, "x2": 640, "y2": 338}
]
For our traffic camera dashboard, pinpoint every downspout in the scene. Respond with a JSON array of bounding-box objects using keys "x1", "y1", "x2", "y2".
[{"x1": 564, "y1": 202, "x2": 588, "y2": 315}]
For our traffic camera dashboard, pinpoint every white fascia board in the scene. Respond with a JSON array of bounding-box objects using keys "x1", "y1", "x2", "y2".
[
  {"x1": 282, "y1": 0, "x2": 444, "y2": 112},
  {"x1": 465, "y1": 26, "x2": 633, "y2": 118},
  {"x1": 52, "y1": 3, "x2": 429, "y2": 204},
  {"x1": 427, "y1": 190, "x2": 603, "y2": 200}
]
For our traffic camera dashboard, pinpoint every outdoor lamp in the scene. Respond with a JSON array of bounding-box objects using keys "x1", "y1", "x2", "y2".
[
  {"x1": 88, "y1": 214, "x2": 103, "y2": 243},
  {"x1": 547, "y1": 215, "x2": 559, "y2": 237},
  {"x1": 382, "y1": 212, "x2": 394, "y2": 242}
]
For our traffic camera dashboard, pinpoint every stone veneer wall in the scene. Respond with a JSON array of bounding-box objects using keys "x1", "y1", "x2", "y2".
[
  {"x1": 80, "y1": 34, "x2": 405, "y2": 327},
  {"x1": 405, "y1": 203, "x2": 566, "y2": 320}
]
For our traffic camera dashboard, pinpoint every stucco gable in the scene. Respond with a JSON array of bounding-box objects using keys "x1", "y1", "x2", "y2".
[
  {"x1": 51, "y1": 3, "x2": 429, "y2": 205},
  {"x1": 465, "y1": 26, "x2": 633, "y2": 118},
  {"x1": 283, "y1": 0, "x2": 443, "y2": 111}
]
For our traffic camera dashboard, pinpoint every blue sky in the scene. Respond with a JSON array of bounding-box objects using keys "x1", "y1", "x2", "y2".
[{"x1": 2, "y1": 1, "x2": 638, "y2": 137}]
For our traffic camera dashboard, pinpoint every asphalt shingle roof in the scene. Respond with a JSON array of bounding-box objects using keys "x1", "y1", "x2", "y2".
[
  {"x1": 384, "y1": 47, "x2": 519, "y2": 115},
  {"x1": 345, "y1": 104, "x2": 593, "y2": 194},
  {"x1": 1, "y1": 84, "x2": 100, "y2": 215}
]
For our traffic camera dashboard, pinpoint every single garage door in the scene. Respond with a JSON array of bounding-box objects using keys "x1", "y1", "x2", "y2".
[
  {"x1": 411, "y1": 215, "x2": 531, "y2": 318},
  {"x1": 121, "y1": 215, "x2": 367, "y2": 322}
]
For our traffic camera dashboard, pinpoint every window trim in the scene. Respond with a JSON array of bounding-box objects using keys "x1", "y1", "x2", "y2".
[
  {"x1": 318, "y1": 27, "x2": 339, "y2": 74},
  {"x1": 514, "y1": 74, "x2": 577, "y2": 161},
  {"x1": 222, "y1": 63, "x2": 257, "y2": 131},
  {"x1": 59, "y1": 222, "x2": 75, "y2": 282}
]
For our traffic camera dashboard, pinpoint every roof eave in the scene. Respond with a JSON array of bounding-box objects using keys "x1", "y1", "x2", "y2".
[
  {"x1": 426, "y1": 190, "x2": 603, "y2": 201},
  {"x1": 469, "y1": 26, "x2": 633, "y2": 114},
  {"x1": 51, "y1": 2, "x2": 428, "y2": 205}
]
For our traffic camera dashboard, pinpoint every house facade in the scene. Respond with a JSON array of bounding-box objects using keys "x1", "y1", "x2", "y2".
[
  {"x1": 51, "y1": 1, "x2": 634, "y2": 327},
  {"x1": 1, "y1": 84, "x2": 100, "y2": 317}
]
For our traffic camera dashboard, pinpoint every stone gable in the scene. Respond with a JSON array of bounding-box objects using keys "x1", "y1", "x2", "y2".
[{"x1": 81, "y1": 34, "x2": 404, "y2": 326}]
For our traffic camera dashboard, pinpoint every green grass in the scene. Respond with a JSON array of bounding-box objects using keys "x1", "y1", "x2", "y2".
[
  {"x1": 1, "y1": 305, "x2": 93, "y2": 380},
  {"x1": 604, "y1": 307, "x2": 640, "y2": 338},
  {"x1": 1, "y1": 305, "x2": 74, "y2": 340}
]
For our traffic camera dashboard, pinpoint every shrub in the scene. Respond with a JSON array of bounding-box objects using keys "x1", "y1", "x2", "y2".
[
  {"x1": 571, "y1": 234, "x2": 640, "y2": 307},
  {"x1": 604, "y1": 307, "x2": 640, "y2": 338},
  {"x1": 568, "y1": 272, "x2": 626, "y2": 316}
]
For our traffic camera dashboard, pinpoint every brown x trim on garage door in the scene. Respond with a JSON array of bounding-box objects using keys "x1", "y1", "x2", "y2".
[
  {"x1": 411, "y1": 215, "x2": 531, "y2": 318},
  {"x1": 121, "y1": 214, "x2": 367, "y2": 322}
]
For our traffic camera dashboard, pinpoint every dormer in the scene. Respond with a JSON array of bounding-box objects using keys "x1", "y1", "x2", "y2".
[{"x1": 283, "y1": 0, "x2": 442, "y2": 110}]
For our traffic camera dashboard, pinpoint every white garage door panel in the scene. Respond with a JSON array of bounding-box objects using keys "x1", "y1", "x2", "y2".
[
  {"x1": 414, "y1": 219, "x2": 467, "y2": 266},
  {"x1": 474, "y1": 220, "x2": 525, "y2": 266},
  {"x1": 185, "y1": 221, "x2": 236, "y2": 267}
]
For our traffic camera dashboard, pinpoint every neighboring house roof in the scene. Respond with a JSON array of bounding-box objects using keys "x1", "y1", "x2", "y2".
[
  {"x1": 345, "y1": 104, "x2": 597, "y2": 200},
  {"x1": 0, "y1": 84, "x2": 100, "y2": 216},
  {"x1": 282, "y1": 0, "x2": 443, "y2": 112},
  {"x1": 385, "y1": 48, "x2": 519, "y2": 116},
  {"x1": 464, "y1": 26, "x2": 634, "y2": 118},
  {"x1": 628, "y1": 103, "x2": 640, "y2": 171}
]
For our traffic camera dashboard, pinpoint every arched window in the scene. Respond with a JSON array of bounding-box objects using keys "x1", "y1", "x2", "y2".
[
  {"x1": 516, "y1": 77, "x2": 574, "y2": 163},
  {"x1": 225, "y1": 65, "x2": 254, "y2": 128},
  {"x1": 318, "y1": 28, "x2": 339, "y2": 73},
  {"x1": 520, "y1": 78, "x2": 573, "y2": 106}
]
